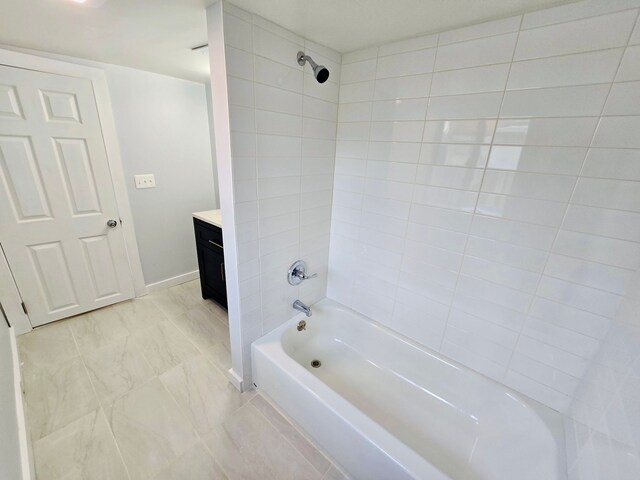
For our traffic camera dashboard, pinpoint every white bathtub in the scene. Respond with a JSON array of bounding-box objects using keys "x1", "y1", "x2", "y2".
[{"x1": 252, "y1": 299, "x2": 566, "y2": 480}]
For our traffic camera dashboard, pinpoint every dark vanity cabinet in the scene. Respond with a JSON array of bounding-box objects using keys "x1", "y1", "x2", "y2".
[{"x1": 193, "y1": 218, "x2": 227, "y2": 308}]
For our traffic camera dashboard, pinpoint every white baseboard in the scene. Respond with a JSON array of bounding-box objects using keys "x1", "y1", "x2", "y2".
[
  {"x1": 227, "y1": 367, "x2": 244, "y2": 392},
  {"x1": 9, "y1": 328, "x2": 34, "y2": 480},
  {"x1": 145, "y1": 270, "x2": 200, "y2": 294}
]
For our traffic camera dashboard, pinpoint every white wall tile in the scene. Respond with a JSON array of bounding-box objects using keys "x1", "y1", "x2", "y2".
[
  {"x1": 426, "y1": 92, "x2": 503, "y2": 119},
  {"x1": 487, "y1": 146, "x2": 586, "y2": 175},
  {"x1": 373, "y1": 74, "x2": 431, "y2": 100},
  {"x1": 553, "y1": 230, "x2": 640, "y2": 270},
  {"x1": 254, "y1": 56, "x2": 302, "y2": 92},
  {"x1": 423, "y1": 119, "x2": 496, "y2": 144},
  {"x1": 376, "y1": 48, "x2": 436, "y2": 78},
  {"x1": 507, "y1": 49, "x2": 624, "y2": 90},
  {"x1": 431, "y1": 64, "x2": 510, "y2": 96},
  {"x1": 370, "y1": 121, "x2": 424, "y2": 142},
  {"x1": 563, "y1": 204, "x2": 640, "y2": 242},
  {"x1": 435, "y1": 33, "x2": 517, "y2": 71},
  {"x1": 500, "y1": 85, "x2": 609, "y2": 118},
  {"x1": 339, "y1": 81, "x2": 375, "y2": 103},
  {"x1": 572, "y1": 177, "x2": 640, "y2": 212},
  {"x1": 368, "y1": 141, "x2": 421, "y2": 163},
  {"x1": 515, "y1": 10, "x2": 637, "y2": 60},
  {"x1": 481, "y1": 170, "x2": 576, "y2": 202},
  {"x1": 476, "y1": 193, "x2": 567, "y2": 227},
  {"x1": 616, "y1": 44, "x2": 640, "y2": 81},
  {"x1": 582, "y1": 148, "x2": 640, "y2": 181},
  {"x1": 601, "y1": 81, "x2": 640, "y2": 115},
  {"x1": 340, "y1": 59, "x2": 377, "y2": 84},
  {"x1": 420, "y1": 143, "x2": 490, "y2": 168},
  {"x1": 493, "y1": 118, "x2": 598, "y2": 146},
  {"x1": 593, "y1": 116, "x2": 640, "y2": 148},
  {"x1": 372, "y1": 98, "x2": 429, "y2": 121}
]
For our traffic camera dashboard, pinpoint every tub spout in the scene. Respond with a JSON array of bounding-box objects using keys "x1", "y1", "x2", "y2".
[{"x1": 293, "y1": 299, "x2": 312, "y2": 317}]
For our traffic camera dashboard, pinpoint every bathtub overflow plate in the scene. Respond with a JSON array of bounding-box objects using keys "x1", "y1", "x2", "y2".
[{"x1": 311, "y1": 359, "x2": 321, "y2": 368}]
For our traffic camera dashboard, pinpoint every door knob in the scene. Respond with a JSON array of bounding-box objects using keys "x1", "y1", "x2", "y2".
[{"x1": 107, "y1": 219, "x2": 118, "y2": 228}]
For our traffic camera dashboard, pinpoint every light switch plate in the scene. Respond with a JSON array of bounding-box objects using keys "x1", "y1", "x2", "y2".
[{"x1": 134, "y1": 174, "x2": 156, "y2": 189}]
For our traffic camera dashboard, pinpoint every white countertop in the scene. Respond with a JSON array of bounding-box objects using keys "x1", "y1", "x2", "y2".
[{"x1": 193, "y1": 209, "x2": 222, "y2": 228}]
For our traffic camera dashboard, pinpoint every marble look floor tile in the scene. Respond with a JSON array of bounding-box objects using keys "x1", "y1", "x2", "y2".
[
  {"x1": 150, "y1": 282, "x2": 203, "y2": 318},
  {"x1": 131, "y1": 321, "x2": 199, "y2": 375},
  {"x1": 251, "y1": 395, "x2": 331, "y2": 475},
  {"x1": 68, "y1": 307, "x2": 129, "y2": 353},
  {"x1": 83, "y1": 336, "x2": 156, "y2": 406},
  {"x1": 22, "y1": 357, "x2": 99, "y2": 441},
  {"x1": 106, "y1": 378, "x2": 199, "y2": 480},
  {"x1": 153, "y1": 442, "x2": 227, "y2": 480},
  {"x1": 171, "y1": 305, "x2": 230, "y2": 351},
  {"x1": 160, "y1": 354, "x2": 248, "y2": 435},
  {"x1": 204, "y1": 342, "x2": 232, "y2": 373},
  {"x1": 17, "y1": 320, "x2": 78, "y2": 368},
  {"x1": 202, "y1": 403, "x2": 322, "y2": 480},
  {"x1": 33, "y1": 408, "x2": 129, "y2": 480},
  {"x1": 323, "y1": 466, "x2": 351, "y2": 480},
  {"x1": 113, "y1": 297, "x2": 167, "y2": 332}
]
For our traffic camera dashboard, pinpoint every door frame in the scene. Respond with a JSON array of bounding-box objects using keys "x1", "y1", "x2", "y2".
[{"x1": 0, "y1": 48, "x2": 147, "y2": 335}]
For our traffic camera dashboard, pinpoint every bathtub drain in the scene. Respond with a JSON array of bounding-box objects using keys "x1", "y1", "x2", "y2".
[{"x1": 311, "y1": 359, "x2": 321, "y2": 368}]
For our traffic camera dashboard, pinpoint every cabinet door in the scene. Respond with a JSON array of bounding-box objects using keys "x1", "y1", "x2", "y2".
[{"x1": 199, "y1": 245, "x2": 226, "y2": 304}]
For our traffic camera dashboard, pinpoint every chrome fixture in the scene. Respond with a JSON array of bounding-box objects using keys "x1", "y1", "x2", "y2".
[
  {"x1": 310, "y1": 359, "x2": 321, "y2": 368},
  {"x1": 288, "y1": 260, "x2": 317, "y2": 286},
  {"x1": 293, "y1": 299, "x2": 312, "y2": 317},
  {"x1": 297, "y1": 320, "x2": 307, "y2": 331},
  {"x1": 106, "y1": 219, "x2": 118, "y2": 228},
  {"x1": 297, "y1": 51, "x2": 330, "y2": 83}
]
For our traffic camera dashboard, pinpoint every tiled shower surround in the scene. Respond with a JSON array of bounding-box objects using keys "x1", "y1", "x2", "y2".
[
  {"x1": 329, "y1": 0, "x2": 639, "y2": 409},
  {"x1": 213, "y1": 0, "x2": 640, "y2": 477}
]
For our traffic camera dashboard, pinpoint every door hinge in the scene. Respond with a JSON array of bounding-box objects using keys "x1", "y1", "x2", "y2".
[{"x1": 21, "y1": 302, "x2": 28, "y2": 315}]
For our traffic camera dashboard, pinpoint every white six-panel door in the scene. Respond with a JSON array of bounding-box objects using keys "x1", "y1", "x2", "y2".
[{"x1": 0, "y1": 64, "x2": 134, "y2": 327}]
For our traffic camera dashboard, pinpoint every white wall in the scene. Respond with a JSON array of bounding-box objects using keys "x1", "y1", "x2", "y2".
[
  {"x1": 103, "y1": 65, "x2": 217, "y2": 285},
  {"x1": 207, "y1": 2, "x2": 340, "y2": 385},
  {"x1": 328, "y1": 0, "x2": 640, "y2": 416},
  {"x1": 0, "y1": 45, "x2": 217, "y2": 288},
  {"x1": 0, "y1": 310, "x2": 24, "y2": 480}
]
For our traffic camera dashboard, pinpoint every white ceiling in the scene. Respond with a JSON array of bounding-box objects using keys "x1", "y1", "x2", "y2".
[{"x1": 0, "y1": 0, "x2": 579, "y2": 83}]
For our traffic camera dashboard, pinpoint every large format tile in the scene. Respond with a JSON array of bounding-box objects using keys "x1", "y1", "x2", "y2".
[
  {"x1": 17, "y1": 320, "x2": 78, "y2": 368},
  {"x1": 34, "y1": 408, "x2": 129, "y2": 480},
  {"x1": 83, "y1": 336, "x2": 156, "y2": 406},
  {"x1": 170, "y1": 305, "x2": 230, "y2": 351},
  {"x1": 131, "y1": 321, "x2": 200, "y2": 375},
  {"x1": 153, "y1": 442, "x2": 227, "y2": 480},
  {"x1": 106, "y1": 378, "x2": 199, "y2": 480},
  {"x1": 67, "y1": 306, "x2": 129, "y2": 353},
  {"x1": 251, "y1": 395, "x2": 331, "y2": 475},
  {"x1": 150, "y1": 281, "x2": 206, "y2": 318},
  {"x1": 203, "y1": 403, "x2": 322, "y2": 480},
  {"x1": 113, "y1": 297, "x2": 168, "y2": 332},
  {"x1": 22, "y1": 357, "x2": 99, "y2": 441},
  {"x1": 160, "y1": 354, "x2": 248, "y2": 435}
]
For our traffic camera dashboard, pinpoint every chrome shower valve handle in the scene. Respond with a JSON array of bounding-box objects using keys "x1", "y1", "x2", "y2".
[{"x1": 287, "y1": 260, "x2": 317, "y2": 286}]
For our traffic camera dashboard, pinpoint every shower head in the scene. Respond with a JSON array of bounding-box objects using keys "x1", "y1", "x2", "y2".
[{"x1": 297, "y1": 51, "x2": 330, "y2": 83}]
